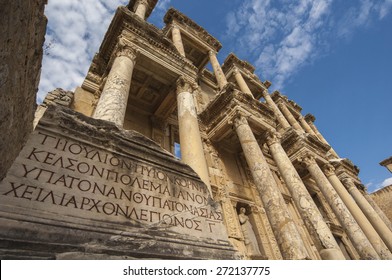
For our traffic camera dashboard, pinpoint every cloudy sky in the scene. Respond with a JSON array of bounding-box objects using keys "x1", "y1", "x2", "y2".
[{"x1": 39, "y1": 0, "x2": 392, "y2": 192}]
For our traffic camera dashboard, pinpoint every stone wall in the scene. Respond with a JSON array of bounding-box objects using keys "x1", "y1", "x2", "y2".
[
  {"x1": 371, "y1": 185, "x2": 392, "y2": 223},
  {"x1": 0, "y1": 0, "x2": 47, "y2": 181}
]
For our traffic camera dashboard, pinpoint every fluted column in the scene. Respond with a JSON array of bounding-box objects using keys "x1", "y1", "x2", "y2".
[
  {"x1": 323, "y1": 165, "x2": 392, "y2": 259},
  {"x1": 277, "y1": 103, "x2": 305, "y2": 132},
  {"x1": 208, "y1": 50, "x2": 228, "y2": 90},
  {"x1": 233, "y1": 115, "x2": 308, "y2": 260},
  {"x1": 233, "y1": 67, "x2": 253, "y2": 98},
  {"x1": 266, "y1": 131, "x2": 344, "y2": 259},
  {"x1": 300, "y1": 154, "x2": 379, "y2": 259},
  {"x1": 93, "y1": 41, "x2": 137, "y2": 127},
  {"x1": 342, "y1": 177, "x2": 392, "y2": 252},
  {"x1": 364, "y1": 193, "x2": 392, "y2": 231},
  {"x1": 134, "y1": 0, "x2": 148, "y2": 20},
  {"x1": 261, "y1": 91, "x2": 290, "y2": 129},
  {"x1": 176, "y1": 76, "x2": 211, "y2": 194},
  {"x1": 172, "y1": 25, "x2": 186, "y2": 57}
]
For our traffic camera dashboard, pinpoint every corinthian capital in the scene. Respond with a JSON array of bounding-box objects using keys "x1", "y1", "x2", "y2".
[
  {"x1": 341, "y1": 177, "x2": 356, "y2": 191},
  {"x1": 322, "y1": 163, "x2": 335, "y2": 177},
  {"x1": 232, "y1": 111, "x2": 248, "y2": 129},
  {"x1": 136, "y1": 0, "x2": 149, "y2": 6},
  {"x1": 116, "y1": 36, "x2": 138, "y2": 60},
  {"x1": 176, "y1": 76, "x2": 197, "y2": 95},
  {"x1": 298, "y1": 153, "x2": 316, "y2": 168},
  {"x1": 266, "y1": 129, "x2": 281, "y2": 146}
]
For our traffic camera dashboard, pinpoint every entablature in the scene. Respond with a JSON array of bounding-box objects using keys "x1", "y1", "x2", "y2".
[
  {"x1": 163, "y1": 8, "x2": 222, "y2": 52},
  {"x1": 82, "y1": 6, "x2": 197, "y2": 93},
  {"x1": 280, "y1": 128, "x2": 331, "y2": 167},
  {"x1": 199, "y1": 83, "x2": 276, "y2": 142},
  {"x1": 271, "y1": 90, "x2": 303, "y2": 117},
  {"x1": 221, "y1": 53, "x2": 267, "y2": 99}
]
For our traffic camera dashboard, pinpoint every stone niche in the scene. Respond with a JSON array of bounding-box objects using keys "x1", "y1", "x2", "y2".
[{"x1": 0, "y1": 105, "x2": 236, "y2": 260}]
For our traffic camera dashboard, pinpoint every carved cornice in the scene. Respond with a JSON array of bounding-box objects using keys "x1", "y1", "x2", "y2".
[
  {"x1": 163, "y1": 8, "x2": 222, "y2": 52},
  {"x1": 222, "y1": 53, "x2": 255, "y2": 74},
  {"x1": 272, "y1": 90, "x2": 302, "y2": 115},
  {"x1": 280, "y1": 128, "x2": 331, "y2": 160},
  {"x1": 330, "y1": 158, "x2": 360, "y2": 177},
  {"x1": 82, "y1": 6, "x2": 198, "y2": 92},
  {"x1": 127, "y1": 0, "x2": 157, "y2": 19},
  {"x1": 199, "y1": 83, "x2": 275, "y2": 128}
]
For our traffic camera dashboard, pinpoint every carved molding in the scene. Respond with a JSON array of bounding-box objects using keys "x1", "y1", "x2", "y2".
[
  {"x1": 232, "y1": 113, "x2": 248, "y2": 129},
  {"x1": 265, "y1": 129, "x2": 281, "y2": 146},
  {"x1": 116, "y1": 36, "x2": 138, "y2": 60},
  {"x1": 176, "y1": 76, "x2": 198, "y2": 94},
  {"x1": 322, "y1": 163, "x2": 336, "y2": 177},
  {"x1": 298, "y1": 153, "x2": 317, "y2": 168}
]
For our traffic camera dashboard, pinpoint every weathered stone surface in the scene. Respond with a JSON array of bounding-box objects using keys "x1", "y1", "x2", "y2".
[
  {"x1": 0, "y1": 0, "x2": 47, "y2": 181},
  {"x1": 0, "y1": 105, "x2": 236, "y2": 259},
  {"x1": 370, "y1": 185, "x2": 392, "y2": 227}
]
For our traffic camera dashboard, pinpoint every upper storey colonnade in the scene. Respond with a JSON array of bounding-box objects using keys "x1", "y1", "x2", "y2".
[{"x1": 87, "y1": 1, "x2": 392, "y2": 259}]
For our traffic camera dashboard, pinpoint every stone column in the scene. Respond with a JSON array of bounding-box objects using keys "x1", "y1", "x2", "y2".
[
  {"x1": 208, "y1": 50, "x2": 228, "y2": 90},
  {"x1": 342, "y1": 177, "x2": 392, "y2": 252},
  {"x1": 176, "y1": 76, "x2": 211, "y2": 194},
  {"x1": 323, "y1": 165, "x2": 392, "y2": 259},
  {"x1": 134, "y1": 0, "x2": 148, "y2": 20},
  {"x1": 233, "y1": 68, "x2": 253, "y2": 98},
  {"x1": 300, "y1": 154, "x2": 379, "y2": 259},
  {"x1": 172, "y1": 25, "x2": 186, "y2": 57},
  {"x1": 93, "y1": 41, "x2": 137, "y2": 127},
  {"x1": 305, "y1": 114, "x2": 339, "y2": 158},
  {"x1": 277, "y1": 103, "x2": 305, "y2": 132},
  {"x1": 364, "y1": 193, "x2": 392, "y2": 231},
  {"x1": 266, "y1": 131, "x2": 345, "y2": 259},
  {"x1": 299, "y1": 116, "x2": 314, "y2": 134},
  {"x1": 233, "y1": 115, "x2": 308, "y2": 260},
  {"x1": 261, "y1": 91, "x2": 290, "y2": 129}
]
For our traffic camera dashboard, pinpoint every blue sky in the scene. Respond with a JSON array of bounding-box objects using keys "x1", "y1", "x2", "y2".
[{"x1": 38, "y1": 0, "x2": 392, "y2": 192}]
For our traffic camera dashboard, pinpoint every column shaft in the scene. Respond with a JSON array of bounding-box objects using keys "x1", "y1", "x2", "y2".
[
  {"x1": 233, "y1": 68, "x2": 253, "y2": 97},
  {"x1": 278, "y1": 103, "x2": 304, "y2": 132},
  {"x1": 299, "y1": 116, "x2": 315, "y2": 134},
  {"x1": 234, "y1": 116, "x2": 308, "y2": 260},
  {"x1": 364, "y1": 193, "x2": 392, "y2": 231},
  {"x1": 135, "y1": 0, "x2": 148, "y2": 19},
  {"x1": 301, "y1": 155, "x2": 379, "y2": 259},
  {"x1": 93, "y1": 46, "x2": 136, "y2": 127},
  {"x1": 267, "y1": 132, "x2": 344, "y2": 259},
  {"x1": 324, "y1": 166, "x2": 392, "y2": 259},
  {"x1": 172, "y1": 25, "x2": 186, "y2": 57},
  {"x1": 208, "y1": 51, "x2": 228, "y2": 90},
  {"x1": 176, "y1": 77, "x2": 211, "y2": 194},
  {"x1": 343, "y1": 178, "x2": 392, "y2": 252},
  {"x1": 261, "y1": 92, "x2": 290, "y2": 129}
]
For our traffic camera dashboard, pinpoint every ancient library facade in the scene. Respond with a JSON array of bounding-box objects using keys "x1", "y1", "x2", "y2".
[{"x1": 1, "y1": 0, "x2": 392, "y2": 260}]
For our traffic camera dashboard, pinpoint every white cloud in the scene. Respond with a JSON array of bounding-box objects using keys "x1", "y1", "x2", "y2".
[
  {"x1": 38, "y1": 0, "x2": 128, "y2": 103},
  {"x1": 225, "y1": 0, "x2": 392, "y2": 90},
  {"x1": 381, "y1": 177, "x2": 392, "y2": 187}
]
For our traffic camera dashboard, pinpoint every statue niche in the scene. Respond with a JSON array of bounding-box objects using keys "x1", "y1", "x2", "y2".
[{"x1": 237, "y1": 206, "x2": 262, "y2": 257}]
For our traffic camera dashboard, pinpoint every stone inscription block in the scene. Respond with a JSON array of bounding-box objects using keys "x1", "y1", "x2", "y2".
[{"x1": 0, "y1": 106, "x2": 228, "y2": 243}]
